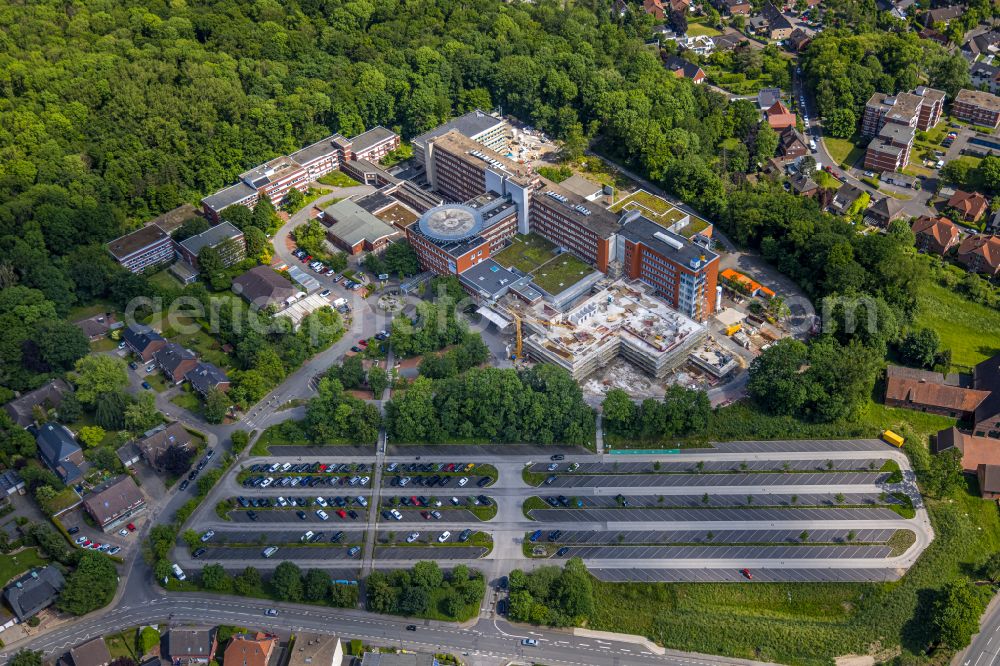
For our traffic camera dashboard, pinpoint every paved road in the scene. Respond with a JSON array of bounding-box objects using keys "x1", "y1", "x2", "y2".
[{"x1": 955, "y1": 593, "x2": 1000, "y2": 666}]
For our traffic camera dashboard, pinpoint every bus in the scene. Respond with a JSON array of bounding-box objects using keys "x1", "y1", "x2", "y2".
[{"x1": 881, "y1": 430, "x2": 904, "y2": 448}]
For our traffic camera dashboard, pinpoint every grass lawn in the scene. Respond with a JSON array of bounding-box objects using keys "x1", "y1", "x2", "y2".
[
  {"x1": 47, "y1": 487, "x2": 80, "y2": 514},
  {"x1": 531, "y1": 253, "x2": 595, "y2": 294},
  {"x1": 914, "y1": 279, "x2": 1000, "y2": 371},
  {"x1": 493, "y1": 234, "x2": 558, "y2": 273},
  {"x1": 171, "y1": 388, "x2": 203, "y2": 413},
  {"x1": 823, "y1": 136, "x2": 864, "y2": 168},
  {"x1": 68, "y1": 302, "x2": 117, "y2": 321},
  {"x1": 90, "y1": 337, "x2": 119, "y2": 352},
  {"x1": 252, "y1": 420, "x2": 312, "y2": 455},
  {"x1": 0, "y1": 547, "x2": 46, "y2": 586},
  {"x1": 686, "y1": 21, "x2": 722, "y2": 37},
  {"x1": 318, "y1": 171, "x2": 361, "y2": 188},
  {"x1": 813, "y1": 170, "x2": 838, "y2": 189},
  {"x1": 148, "y1": 268, "x2": 183, "y2": 292},
  {"x1": 145, "y1": 372, "x2": 170, "y2": 393},
  {"x1": 105, "y1": 629, "x2": 138, "y2": 660}
]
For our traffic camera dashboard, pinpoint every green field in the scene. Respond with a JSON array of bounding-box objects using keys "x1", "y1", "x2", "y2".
[
  {"x1": 531, "y1": 253, "x2": 595, "y2": 294},
  {"x1": 318, "y1": 171, "x2": 360, "y2": 188},
  {"x1": 493, "y1": 234, "x2": 558, "y2": 273},
  {"x1": 823, "y1": 136, "x2": 864, "y2": 168},
  {"x1": 686, "y1": 21, "x2": 722, "y2": 37},
  {"x1": 148, "y1": 268, "x2": 183, "y2": 292},
  {"x1": 0, "y1": 547, "x2": 46, "y2": 586},
  {"x1": 914, "y1": 279, "x2": 1000, "y2": 371}
]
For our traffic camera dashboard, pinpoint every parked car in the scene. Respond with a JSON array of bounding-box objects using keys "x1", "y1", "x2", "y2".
[{"x1": 193, "y1": 547, "x2": 207, "y2": 558}]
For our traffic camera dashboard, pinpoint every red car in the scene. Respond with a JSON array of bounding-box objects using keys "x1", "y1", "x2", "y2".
[
  {"x1": 337, "y1": 510, "x2": 347, "y2": 519},
  {"x1": 740, "y1": 568, "x2": 753, "y2": 580},
  {"x1": 126, "y1": 523, "x2": 136, "y2": 531},
  {"x1": 420, "y1": 511, "x2": 431, "y2": 519},
  {"x1": 411, "y1": 496, "x2": 421, "y2": 506},
  {"x1": 359, "y1": 339, "x2": 368, "y2": 347}
]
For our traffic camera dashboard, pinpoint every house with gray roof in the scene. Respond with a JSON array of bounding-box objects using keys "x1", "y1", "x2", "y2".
[
  {"x1": 168, "y1": 626, "x2": 218, "y2": 664},
  {"x1": 3, "y1": 379, "x2": 73, "y2": 428},
  {"x1": 34, "y1": 422, "x2": 83, "y2": 483},
  {"x1": 70, "y1": 637, "x2": 111, "y2": 666},
  {"x1": 321, "y1": 199, "x2": 401, "y2": 255},
  {"x1": 153, "y1": 343, "x2": 198, "y2": 384},
  {"x1": 412, "y1": 110, "x2": 508, "y2": 166},
  {"x1": 176, "y1": 222, "x2": 245, "y2": 269},
  {"x1": 232, "y1": 265, "x2": 298, "y2": 310},
  {"x1": 3, "y1": 566, "x2": 65, "y2": 622},
  {"x1": 122, "y1": 324, "x2": 167, "y2": 362},
  {"x1": 137, "y1": 422, "x2": 193, "y2": 473},
  {"x1": 186, "y1": 362, "x2": 230, "y2": 396}
]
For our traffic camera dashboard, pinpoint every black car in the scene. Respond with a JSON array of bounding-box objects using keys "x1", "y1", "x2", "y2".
[
  {"x1": 68, "y1": 526, "x2": 80, "y2": 535},
  {"x1": 347, "y1": 510, "x2": 358, "y2": 519},
  {"x1": 439, "y1": 476, "x2": 452, "y2": 486},
  {"x1": 550, "y1": 454, "x2": 565, "y2": 461},
  {"x1": 557, "y1": 495, "x2": 569, "y2": 506},
  {"x1": 247, "y1": 511, "x2": 258, "y2": 521},
  {"x1": 498, "y1": 575, "x2": 508, "y2": 590},
  {"x1": 497, "y1": 598, "x2": 508, "y2": 615},
  {"x1": 179, "y1": 480, "x2": 190, "y2": 491},
  {"x1": 187, "y1": 469, "x2": 198, "y2": 481},
  {"x1": 238, "y1": 497, "x2": 249, "y2": 507},
  {"x1": 406, "y1": 625, "x2": 417, "y2": 631},
  {"x1": 477, "y1": 476, "x2": 490, "y2": 487},
  {"x1": 351, "y1": 346, "x2": 363, "y2": 353},
  {"x1": 546, "y1": 497, "x2": 559, "y2": 507},
  {"x1": 547, "y1": 530, "x2": 562, "y2": 542},
  {"x1": 332, "y1": 531, "x2": 344, "y2": 542},
  {"x1": 477, "y1": 495, "x2": 491, "y2": 506},
  {"x1": 382, "y1": 510, "x2": 392, "y2": 520},
  {"x1": 193, "y1": 547, "x2": 207, "y2": 558},
  {"x1": 459, "y1": 529, "x2": 472, "y2": 542},
  {"x1": 544, "y1": 475, "x2": 557, "y2": 485},
  {"x1": 296, "y1": 510, "x2": 306, "y2": 519}
]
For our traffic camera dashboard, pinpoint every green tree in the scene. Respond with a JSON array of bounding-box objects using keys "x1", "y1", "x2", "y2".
[
  {"x1": 925, "y1": 448, "x2": 965, "y2": 498},
  {"x1": 825, "y1": 108, "x2": 857, "y2": 140},
  {"x1": 304, "y1": 568, "x2": 331, "y2": 601},
  {"x1": 77, "y1": 425, "x2": 106, "y2": 448},
  {"x1": 231, "y1": 430, "x2": 250, "y2": 454},
  {"x1": 411, "y1": 561, "x2": 444, "y2": 589},
  {"x1": 138, "y1": 627, "x2": 161, "y2": 655},
  {"x1": 31, "y1": 320, "x2": 89, "y2": 372},
  {"x1": 9, "y1": 651, "x2": 42, "y2": 666},
  {"x1": 73, "y1": 355, "x2": 128, "y2": 404},
  {"x1": 368, "y1": 366, "x2": 389, "y2": 397},
  {"x1": 124, "y1": 392, "x2": 161, "y2": 434},
  {"x1": 203, "y1": 388, "x2": 230, "y2": 424},
  {"x1": 94, "y1": 390, "x2": 128, "y2": 430},
  {"x1": 601, "y1": 389, "x2": 637, "y2": 436},
  {"x1": 149, "y1": 525, "x2": 178, "y2": 561},
  {"x1": 201, "y1": 564, "x2": 231, "y2": 592},
  {"x1": 57, "y1": 552, "x2": 117, "y2": 615},
  {"x1": 272, "y1": 561, "x2": 304, "y2": 601},
  {"x1": 977, "y1": 155, "x2": 1000, "y2": 193},
  {"x1": 747, "y1": 339, "x2": 809, "y2": 415},
  {"x1": 932, "y1": 581, "x2": 984, "y2": 649},
  {"x1": 755, "y1": 123, "x2": 779, "y2": 164},
  {"x1": 899, "y1": 328, "x2": 941, "y2": 369}
]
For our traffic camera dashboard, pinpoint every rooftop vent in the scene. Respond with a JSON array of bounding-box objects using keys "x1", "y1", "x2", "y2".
[{"x1": 653, "y1": 231, "x2": 684, "y2": 251}]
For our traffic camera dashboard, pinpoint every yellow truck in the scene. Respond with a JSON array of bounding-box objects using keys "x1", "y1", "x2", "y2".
[
  {"x1": 724, "y1": 323, "x2": 742, "y2": 336},
  {"x1": 881, "y1": 430, "x2": 904, "y2": 448}
]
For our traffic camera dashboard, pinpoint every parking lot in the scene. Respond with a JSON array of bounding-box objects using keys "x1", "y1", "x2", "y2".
[
  {"x1": 551, "y1": 544, "x2": 893, "y2": 560},
  {"x1": 590, "y1": 567, "x2": 903, "y2": 583},
  {"x1": 536, "y1": 528, "x2": 897, "y2": 545},
  {"x1": 540, "y1": 471, "x2": 883, "y2": 489},
  {"x1": 529, "y1": 506, "x2": 900, "y2": 522},
  {"x1": 531, "y1": 459, "x2": 889, "y2": 475},
  {"x1": 533, "y1": 492, "x2": 887, "y2": 508},
  {"x1": 375, "y1": 546, "x2": 487, "y2": 560}
]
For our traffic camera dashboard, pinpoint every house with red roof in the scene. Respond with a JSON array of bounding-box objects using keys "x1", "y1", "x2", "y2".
[
  {"x1": 765, "y1": 101, "x2": 796, "y2": 130},
  {"x1": 912, "y1": 215, "x2": 961, "y2": 256},
  {"x1": 948, "y1": 190, "x2": 990, "y2": 224},
  {"x1": 957, "y1": 234, "x2": 1000, "y2": 277}
]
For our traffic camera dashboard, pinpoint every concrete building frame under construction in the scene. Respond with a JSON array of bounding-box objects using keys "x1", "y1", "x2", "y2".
[{"x1": 515, "y1": 280, "x2": 707, "y2": 380}]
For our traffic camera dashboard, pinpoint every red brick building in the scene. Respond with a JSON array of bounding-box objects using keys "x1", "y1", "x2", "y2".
[
  {"x1": 957, "y1": 234, "x2": 1000, "y2": 277},
  {"x1": 407, "y1": 197, "x2": 519, "y2": 275},
  {"x1": 953, "y1": 89, "x2": 1000, "y2": 129},
  {"x1": 912, "y1": 215, "x2": 961, "y2": 255},
  {"x1": 529, "y1": 180, "x2": 619, "y2": 273},
  {"x1": 947, "y1": 190, "x2": 990, "y2": 223}
]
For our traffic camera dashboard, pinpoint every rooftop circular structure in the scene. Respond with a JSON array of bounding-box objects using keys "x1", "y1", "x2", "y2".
[{"x1": 418, "y1": 204, "x2": 485, "y2": 243}]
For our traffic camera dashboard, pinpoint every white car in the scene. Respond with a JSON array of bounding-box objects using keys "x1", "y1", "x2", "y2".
[
  {"x1": 277, "y1": 496, "x2": 288, "y2": 507},
  {"x1": 75, "y1": 536, "x2": 88, "y2": 545},
  {"x1": 315, "y1": 496, "x2": 328, "y2": 507},
  {"x1": 268, "y1": 463, "x2": 281, "y2": 473},
  {"x1": 108, "y1": 546, "x2": 121, "y2": 556},
  {"x1": 399, "y1": 477, "x2": 411, "y2": 487},
  {"x1": 316, "y1": 510, "x2": 329, "y2": 521},
  {"x1": 356, "y1": 496, "x2": 368, "y2": 507},
  {"x1": 281, "y1": 462, "x2": 292, "y2": 472},
  {"x1": 360, "y1": 476, "x2": 370, "y2": 485},
  {"x1": 260, "y1": 477, "x2": 273, "y2": 488},
  {"x1": 390, "y1": 509, "x2": 403, "y2": 521},
  {"x1": 406, "y1": 532, "x2": 420, "y2": 543},
  {"x1": 118, "y1": 528, "x2": 129, "y2": 537},
  {"x1": 438, "y1": 531, "x2": 451, "y2": 543},
  {"x1": 200, "y1": 530, "x2": 215, "y2": 542},
  {"x1": 458, "y1": 477, "x2": 468, "y2": 487}
]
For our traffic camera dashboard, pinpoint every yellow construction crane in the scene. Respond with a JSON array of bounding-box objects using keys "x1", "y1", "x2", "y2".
[{"x1": 504, "y1": 307, "x2": 574, "y2": 361}]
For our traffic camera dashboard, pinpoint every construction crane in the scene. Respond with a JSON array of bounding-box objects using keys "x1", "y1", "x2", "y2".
[{"x1": 503, "y1": 306, "x2": 574, "y2": 361}]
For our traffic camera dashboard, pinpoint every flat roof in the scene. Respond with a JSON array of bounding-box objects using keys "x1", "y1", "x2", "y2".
[
  {"x1": 106, "y1": 225, "x2": 171, "y2": 260},
  {"x1": 618, "y1": 214, "x2": 718, "y2": 268},
  {"x1": 431, "y1": 129, "x2": 535, "y2": 182},
  {"x1": 179, "y1": 221, "x2": 243, "y2": 256},
  {"x1": 375, "y1": 202, "x2": 419, "y2": 230},
  {"x1": 323, "y1": 199, "x2": 399, "y2": 247},
  {"x1": 412, "y1": 110, "x2": 506, "y2": 148},
  {"x1": 150, "y1": 204, "x2": 199, "y2": 235},
  {"x1": 351, "y1": 126, "x2": 397, "y2": 153},
  {"x1": 274, "y1": 293, "x2": 332, "y2": 328},
  {"x1": 240, "y1": 155, "x2": 304, "y2": 188},
  {"x1": 289, "y1": 135, "x2": 341, "y2": 166},
  {"x1": 418, "y1": 204, "x2": 486, "y2": 242},
  {"x1": 956, "y1": 88, "x2": 1000, "y2": 112},
  {"x1": 459, "y1": 259, "x2": 519, "y2": 298},
  {"x1": 559, "y1": 174, "x2": 604, "y2": 199},
  {"x1": 534, "y1": 177, "x2": 621, "y2": 238},
  {"x1": 285, "y1": 265, "x2": 320, "y2": 292},
  {"x1": 202, "y1": 181, "x2": 257, "y2": 212}
]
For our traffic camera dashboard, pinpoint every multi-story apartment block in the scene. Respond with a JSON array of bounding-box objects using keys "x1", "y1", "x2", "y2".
[
  {"x1": 177, "y1": 222, "x2": 246, "y2": 269},
  {"x1": 529, "y1": 179, "x2": 619, "y2": 273},
  {"x1": 106, "y1": 225, "x2": 176, "y2": 273},
  {"x1": 412, "y1": 110, "x2": 508, "y2": 167},
  {"x1": 202, "y1": 127, "x2": 400, "y2": 220},
  {"x1": 861, "y1": 87, "x2": 943, "y2": 171},
  {"x1": 953, "y1": 89, "x2": 1000, "y2": 129},
  {"x1": 618, "y1": 214, "x2": 720, "y2": 321},
  {"x1": 406, "y1": 195, "x2": 519, "y2": 275},
  {"x1": 915, "y1": 85, "x2": 946, "y2": 129},
  {"x1": 864, "y1": 122, "x2": 916, "y2": 172}
]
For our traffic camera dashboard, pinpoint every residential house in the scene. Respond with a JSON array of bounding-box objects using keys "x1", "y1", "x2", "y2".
[
  {"x1": 2, "y1": 567, "x2": 65, "y2": 622},
  {"x1": 864, "y1": 196, "x2": 906, "y2": 228},
  {"x1": 757, "y1": 88, "x2": 782, "y2": 111},
  {"x1": 885, "y1": 364, "x2": 990, "y2": 418},
  {"x1": 973, "y1": 352, "x2": 1000, "y2": 438},
  {"x1": 3, "y1": 379, "x2": 73, "y2": 428},
  {"x1": 989, "y1": 209, "x2": 1000, "y2": 233},
  {"x1": 232, "y1": 265, "x2": 298, "y2": 310},
  {"x1": 678, "y1": 35, "x2": 715, "y2": 56},
  {"x1": 176, "y1": 222, "x2": 246, "y2": 269},
  {"x1": 186, "y1": 362, "x2": 230, "y2": 396},
  {"x1": 923, "y1": 4, "x2": 965, "y2": 26},
  {"x1": 724, "y1": 0, "x2": 752, "y2": 14},
  {"x1": 765, "y1": 101, "x2": 797, "y2": 130},
  {"x1": 963, "y1": 29, "x2": 1000, "y2": 61},
  {"x1": 711, "y1": 32, "x2": 745, "y2": 51},
  {"x1": 663, "y1": 55, "x2": 706, "y2": 83},
  {"x1": 919, "y1": 27, "x2": 950, "y2": 45},
  {"x1": 122, "y1": 325, "x2": 167, "y2": 363},
  {"x1": 73, "y1": 313, "x2": 117, "y2": 342},
  {"x1": 788, "y1": 172, "x2": 819, "y2": 197},
  {"x1": 287, "y1": 633, "x2": 343, "y2": 666},
  {"x1": 953, "y1": 88, "x2": 1000, "y2": 129},
  {"x1": 116, "y1": 441, "x2": 141, "y2": 468},
  {"x1": 757, "y1": 2, "x2": 794, "y2": 40},
  {"x1": 82, "y1": 475, "x2": 146, "y2": 532},
  {"x1": 936, "y1": 427, "x2": 1000, "y2": 473},
  {"x1": 642, "y1": 0, "x2": 668, "y2": 19},
  {"x1": 978, "y1": 464, "x2": 1000, "y2": 499},
  {"x1": 778, "y1": 127, "x2": 808, "y2": 158},
  {"x1": 137, "y1": 422, "x2": 193, "y2": 473},
  {"x1": 168, "y1": 627, "x2": 218, "y2": 665},
  {"x1": 70, "y1": 638, "x2": 112, "y2": 666},
  {"x1": 829, "y1": 183, "x2": 866, "y2": 215},
  {"x1": 153, "y1": 343, "x2": 198, "y2": 385},
  {"x1": 35, "y1": 422, "x2": 84, "y2": 483},
  {"x1": 912, "y1": 215, "x2": 962, "y2": 255},
  {"x1": 359, "y1": 654, "x2": 438, "y2": 666},
  {"x1": 787, "y1": 28, "x2": 812, "y2": 52},
  {"x1": 223, "y1": 633, "x2": 278, "y2": 666},
  {"x1": 947, "y1": 189, "x2": 990, "y2": 223},
  {"x1": 971, "y1": 61, "x2": 1000, "y2": 95}
]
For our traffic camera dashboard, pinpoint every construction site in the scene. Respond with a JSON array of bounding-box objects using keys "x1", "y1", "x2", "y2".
[{"x1": 500, "y1": 280, "x2": 707, "y2": 381}]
